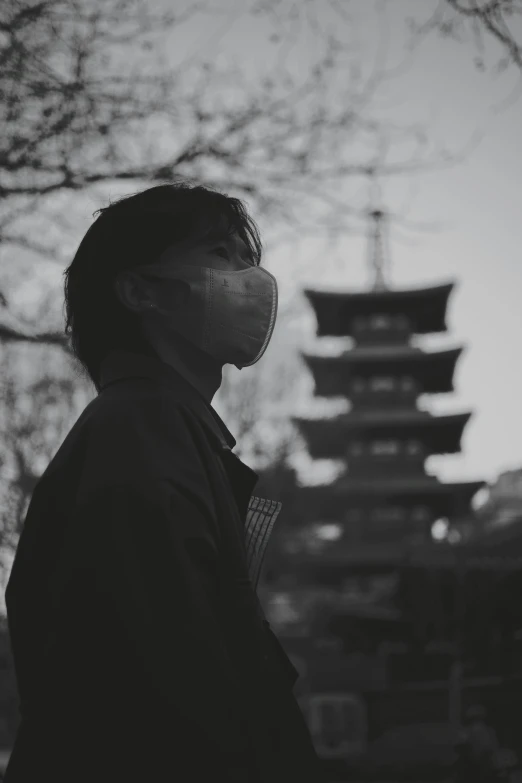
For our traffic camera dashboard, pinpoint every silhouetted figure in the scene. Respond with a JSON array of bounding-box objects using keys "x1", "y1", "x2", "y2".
[{"x1": 4, "y1": 183, "x2": 325, "y2": 782}]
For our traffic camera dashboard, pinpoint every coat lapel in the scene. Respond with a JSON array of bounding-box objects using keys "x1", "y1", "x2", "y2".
[
  {"x1": 99, "y1": 350, "x2": 283, "y2": 591},
  {"x1": 199, "y1": 435, "x2": 283, "y2": 592}
]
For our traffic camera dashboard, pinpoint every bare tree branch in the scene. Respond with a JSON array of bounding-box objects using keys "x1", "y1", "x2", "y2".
[{"x1": 408, "y1": 0, "x2": 522, "y2": 71}]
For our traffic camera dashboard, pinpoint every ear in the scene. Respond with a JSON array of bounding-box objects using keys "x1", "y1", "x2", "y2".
[{"x1": 113, "y1": 271, "x2": 152, "y2": 314}]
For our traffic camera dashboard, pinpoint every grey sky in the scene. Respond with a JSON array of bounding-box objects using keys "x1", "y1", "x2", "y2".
[{"x1": 204, "y1": 1, "x2": 522, "y2": 487}]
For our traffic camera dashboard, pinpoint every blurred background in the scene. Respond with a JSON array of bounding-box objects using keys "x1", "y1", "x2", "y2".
[{"x1": 1, "y1": 0, "x2": 522, "y2": 780}]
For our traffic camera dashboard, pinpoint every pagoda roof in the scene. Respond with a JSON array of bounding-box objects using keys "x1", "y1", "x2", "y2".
[
  {"x1": 304, "y1": 281, "x2": 455, "y2": 337},
  {"x1": 302, "y1": 346, "x2": 463, "y2": 395},
  {"x1": 294, "y1": 411, "x2": 472, "y2": 457},
  {"x1": 295, "y1": 478, "x2": 485, "y2": 519}
]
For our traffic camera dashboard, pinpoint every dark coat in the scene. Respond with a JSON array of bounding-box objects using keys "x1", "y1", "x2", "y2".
[{"x1": 4, "y1": 350, "x2": 324, "y2": 783}]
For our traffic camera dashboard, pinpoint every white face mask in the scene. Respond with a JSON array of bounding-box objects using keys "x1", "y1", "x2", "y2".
[{"x1": 132, "y1": 261, "x2": 278, "y2": 370}]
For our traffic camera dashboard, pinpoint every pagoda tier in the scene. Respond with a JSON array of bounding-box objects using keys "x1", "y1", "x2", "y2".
[
  {"x1": 294, "y1": 411, "x2": 472, "y2": 458},
  {"x1": 302, "y1": 346, "x2": 463, "y2": 396},
  {"x1": 303, "y1": 281, "x2": 455, "y2": 337},
  {"x1": 294, "y1": 477, "x2": 485, "y2": 521}
]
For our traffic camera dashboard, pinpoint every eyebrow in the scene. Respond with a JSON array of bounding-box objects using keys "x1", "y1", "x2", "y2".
[{"x1": 201, "y1": 233, "x2": 252, "y2": 259}]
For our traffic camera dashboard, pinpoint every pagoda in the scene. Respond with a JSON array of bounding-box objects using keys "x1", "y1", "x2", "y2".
[
  {"x1": 259, "y1": 210, "x2": 488, "y2": 776},
  {"x1": 290, "y1": 209, "x2": 484, "y2": 558}
]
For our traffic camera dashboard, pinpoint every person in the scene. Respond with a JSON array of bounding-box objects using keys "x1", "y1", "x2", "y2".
[{"x1": 4, "y1": 181, "x2": 325, "y2": 782}]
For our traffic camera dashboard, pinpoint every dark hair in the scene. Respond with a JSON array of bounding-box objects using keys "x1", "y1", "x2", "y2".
[{"x1": 63, "y1": 179, "x2": 262, "y2": 391}]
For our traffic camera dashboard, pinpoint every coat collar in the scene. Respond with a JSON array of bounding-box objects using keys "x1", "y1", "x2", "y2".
[
  {"x1": 98, "y1": 349, "x2": 236, "y2": 453},
  {"x1": 98, "y1": 350, "x2": 283, "y2": 597}
]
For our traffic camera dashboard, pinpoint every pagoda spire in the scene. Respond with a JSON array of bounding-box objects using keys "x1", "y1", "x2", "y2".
[{"x1": 368, "y1": 207, "x2": 389, "y2": 291}]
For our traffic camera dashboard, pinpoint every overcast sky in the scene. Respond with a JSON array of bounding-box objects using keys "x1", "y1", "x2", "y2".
[
  {"x1": 12, "y1": 0, "x2": 521, "y2": 489},
  {"x1": 203, "y1": 1, "x2": 522, "y2": 489}
]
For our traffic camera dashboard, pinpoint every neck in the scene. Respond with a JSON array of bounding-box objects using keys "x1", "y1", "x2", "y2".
[{"x1": 149, "y1": 333, "x2": 223, "y2": 404}]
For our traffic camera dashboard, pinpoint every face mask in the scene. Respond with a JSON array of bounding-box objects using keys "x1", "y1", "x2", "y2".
[{"x1": 132, "y1": 260, "x2": 278, "y2": 370}]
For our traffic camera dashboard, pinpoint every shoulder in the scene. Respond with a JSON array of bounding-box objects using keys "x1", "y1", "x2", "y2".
[
  {"x1": 91, "y1": 382, "x2": 196, "y2": 445},
  {"x1": 76, "y1": 382, "x2": 214, "y2": 502}
]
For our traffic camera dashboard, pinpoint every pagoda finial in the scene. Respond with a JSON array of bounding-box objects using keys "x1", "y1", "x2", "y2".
[{"x1": 368, "y1": 207, "x2": 389, "y2": 291}]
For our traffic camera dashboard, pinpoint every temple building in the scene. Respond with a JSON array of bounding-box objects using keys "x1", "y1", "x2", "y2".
[
  {"x1": 291, "y1": 281, "x2": 483, "y2": 552},
  {"x1": 294, "y1": 218, "x2": 483, "y2": 556},
  {"x1": 258, "y1": 210, "x2": 492, "y2": 778},
  {"x1": 268, "y1": 210, "x2": 484, "y2": 570}
]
